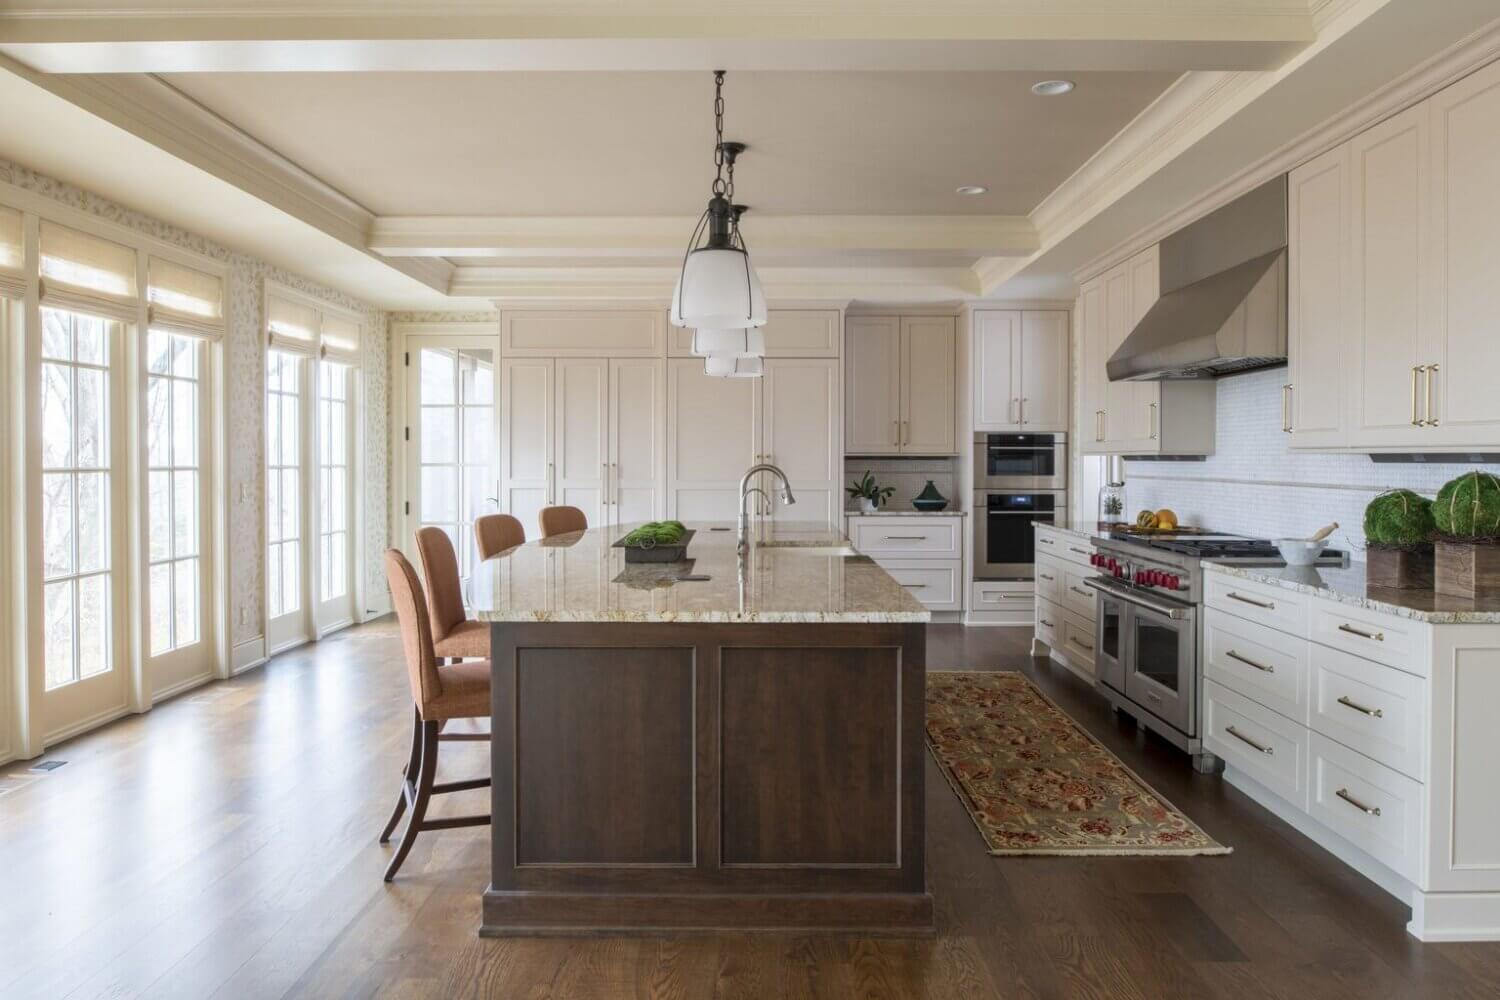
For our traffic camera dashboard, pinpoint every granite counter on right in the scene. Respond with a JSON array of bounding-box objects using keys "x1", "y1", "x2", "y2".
[{"x1": 1198, "y1": 561, "x2": 1500, "y2": 942}]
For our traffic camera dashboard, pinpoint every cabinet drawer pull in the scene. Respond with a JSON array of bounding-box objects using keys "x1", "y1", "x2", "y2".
[
  {"x1": 1335, "y1": 788, "x2": 1381, "y2": 817},
  {"x1": 1226, "y1": 649, "x2": 1275, "y2": 673},
  {"x1": 901, "y1": 583, "x2": 928, "y2": 590},
  {"x1": 987, "y1": 593, "x2": 1027, "y2": 600},
  {"x1": 885, "y1": 535, "x2": 928, "y2": 541},
  {"x1": 1411, "y1": 366, "x2": 1425, "y2": 426},
  {"x1": 1068, "y1": 546, "x2": 1090, "y2": 556},
  {"x1": 1337, "y1": 623, "x2": 1384, "y2": 642},
  {"x1": 1225, "y1": 725, "x2": 1274, "y2": 756},
  {"x1": 1226, "y1": 591, "x2": 1275, "y2": 610},
  {"x1": 1068, "y1": 636, "x2": 1094, "y2": 652},
  {"x1": 1039, "y1": 618, "x2": 1055, "y2": 628},
  {"x1": 1038, "y1": 573, "x2": 1055, "y2": 581},
  {"x1": 1038, "y1": 537, "x2": 1055, "y2": 546},
  {"x1": 1070, "y1": 586, "x2": 1091, "y2": 598},
  {"x1": 1336, "y1": 695, "x2": 1383, "y2": 719}
]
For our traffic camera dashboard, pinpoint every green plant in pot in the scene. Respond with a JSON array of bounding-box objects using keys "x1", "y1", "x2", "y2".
[
  {"x1": 1362, "y1": 489, "x2": 1437, "y2": 589},
  {"x1": 1432, "y1": 471, "x2": 1500, "y2": 597},
  {"x1": 847, "y1": 471, "x2": 895, "y2": 513}
]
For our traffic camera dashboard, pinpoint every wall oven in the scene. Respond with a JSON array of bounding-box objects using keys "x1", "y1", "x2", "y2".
[
  {"x1": 973, "y1": 490, "x2": 1064, "y2": 579},
  {"x1": 973, "y1": 432, "x2": 1067, "y2": 491}
]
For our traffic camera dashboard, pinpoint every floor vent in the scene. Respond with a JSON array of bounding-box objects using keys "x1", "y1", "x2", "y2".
[{"x1": 28, "y1": 760, "x2": 66, "y2": 773}]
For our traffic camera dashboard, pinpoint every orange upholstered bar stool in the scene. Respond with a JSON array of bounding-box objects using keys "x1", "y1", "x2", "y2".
[
  {"x1": 474, "y1": 513, "x2": 525, "y2": 559},
  {"x1": 379, "y1": 550, "x2": 491, "y2": 881},
  {"x1": 414, "y1": 526, "x2": 489, "y2": 662},
  {"x1": 538, "y1": 504, "x2": 588, "y2": 539}
]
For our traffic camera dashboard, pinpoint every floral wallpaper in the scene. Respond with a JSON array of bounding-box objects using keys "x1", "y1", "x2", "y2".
[{"x1": 0, "y1": 157, "x2": 392, "y2": 647}]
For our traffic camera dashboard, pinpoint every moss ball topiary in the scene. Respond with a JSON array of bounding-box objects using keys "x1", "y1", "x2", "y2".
[
  {"x1": 1363, "y1": 489, "x2": 1436, "y2": 547},
  {"x1": 1434, "y1": 471, "x2": 1500, "y2": 539}
]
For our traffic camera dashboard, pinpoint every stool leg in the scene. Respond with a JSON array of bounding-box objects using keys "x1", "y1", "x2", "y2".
[
  {"x1": 384, "y1": 719, "x2": 440, "y2": 881},
  {"x1": 379, "y1": 706, "x2": 423, "y2": 844}
]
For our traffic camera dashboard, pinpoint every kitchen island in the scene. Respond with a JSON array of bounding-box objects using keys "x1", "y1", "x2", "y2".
[{"x1": 470, "y1": 521, "x2": 932, "y2": 935}]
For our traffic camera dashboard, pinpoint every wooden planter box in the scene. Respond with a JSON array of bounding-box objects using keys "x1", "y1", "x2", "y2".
[
  {"x1": 1435, "y1": 539, "x2": 1500, "y2": 598},
  {"x1": 1366, "y1": 545, "x2": 1435, "y2": 590}
]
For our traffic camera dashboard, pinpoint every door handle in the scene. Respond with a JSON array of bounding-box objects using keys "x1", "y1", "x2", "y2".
[
  {"x1": 892, "y1": 420, "x2": 899, "y2": 446},
  {"x1": 1096, "y1": 410, "x2": 1105, "y2": 442},
  {"x1": 1282, "y1": 384, "x2": 1293, "y2": 433},
  {"x1": 611, "y1": 462, "x2": 618, "y2": 506},
  {"x1": 1411, "y1": 366, "x2": 1425, "y2": 426},
  {"x1": 903, "y1": 420, "x2": 910, "y2": 445},
  {"x1": 1225, "y1": 725, "x2": 1274, "y2": 756},
  {"x1": 1020, "y1": 397, "x2": 1027, "y2": 425},
  {"x1": 602, "y1": 462, "x2": 609, "y2": 506},
  {"x1": 1148, "y1": 401, "x2": 1157, "y2": 440},
  {"x1": 1424, "y1": 363, "x2": 1438, "y2": 426},
  {"x1": 547, "y1": 461, "x2": 554, "y2": 504},
  {"x1": 1010, "y1": 397, "x2": 1018, "y2": 424}
]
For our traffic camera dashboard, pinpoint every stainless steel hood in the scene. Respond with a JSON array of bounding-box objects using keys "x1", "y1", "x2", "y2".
[{"x1": 1108, "y1": 176, "x2": 1288, "y2": 382}]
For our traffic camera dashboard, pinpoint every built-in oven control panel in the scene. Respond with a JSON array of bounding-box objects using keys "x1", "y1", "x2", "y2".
[{"x1": 1088, "y1": 549, "x2": 1193, "y2": 601}]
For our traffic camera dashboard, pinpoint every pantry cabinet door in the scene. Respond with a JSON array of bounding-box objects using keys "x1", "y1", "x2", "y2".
[
  {"x1": 666, "y1": 358, "x2": 760, "y2": 520},
  {"x1": 498, "y1": 358, "x2": 553, "y2": 534},
  {"x1": 1102, "y1": 262, "x2": 1135, "y2": 449},
  {"x1": 1426, "y1": 59, "x2": 1500, "y2": 446},
  {"x1": 900, "y1": 316, "x2": 958, "y2": 455},
  {"x1": 844, "y1": 316, "x2": 902, "y2": 454},
  {"x1": 1078, "y1": 277, "x2": 1109, "y2": 454},
  {"x1": 1019, "y1": 310, "x2": 1070, "y2": 432},
  {"x1": 1346, "y1": 103, "x2": 1431, "y2": 449},
  {"x1": 762, "y1": 358, "x2": 840, "y2": 526},
  {"x1": 1118, "y1": 245, "x2": 1162, "y2": 452},
  {"x1": 553, "y1": 359, "x2": 608, "y2": 529},
  {"x1": 1287, "y1": 143, "x2": 1350, "y2": 448},
  {"x1": 972, "y1": 310, "x2": 1021, "y2": 432},
  {"x1": 608, "y1": 358, "x2": 665, "y2": 527}
]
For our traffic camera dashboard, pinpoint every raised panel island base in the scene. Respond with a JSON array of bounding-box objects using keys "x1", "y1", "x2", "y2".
[{"x1": 472, "y1": 523, "x2": 933, "y2": 935}]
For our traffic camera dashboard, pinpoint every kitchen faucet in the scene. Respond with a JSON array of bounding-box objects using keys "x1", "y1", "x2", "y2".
[{"x1": 738, "y1": 463, "x2": 796, "y2": 551}]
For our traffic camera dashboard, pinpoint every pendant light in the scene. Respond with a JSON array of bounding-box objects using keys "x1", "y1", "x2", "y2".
[
  {"x1": 669, "y1": 71, "x2": 767, "y2": 331},
  {"x1": 691, "y1": 326, "x2": 765, "y2": 358},
  {"x1": 704, "y1": 354, "x2": 764, "y2": 378}
]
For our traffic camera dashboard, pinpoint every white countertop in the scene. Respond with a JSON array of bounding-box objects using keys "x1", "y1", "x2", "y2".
[
  {"x1": 1204, "y1": 561, "x2": 1500, "y2": 624},
  {"x1": 470, "y1": 520, "x2": 930, "y2": 624},
  {"x1": 846, "y1": 509, "x2": 966, "y2": 518}
]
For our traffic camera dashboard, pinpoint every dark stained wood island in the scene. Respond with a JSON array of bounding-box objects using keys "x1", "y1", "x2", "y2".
[{"x1": 471, "y1": 521, "x2": 932, "y2": 935}]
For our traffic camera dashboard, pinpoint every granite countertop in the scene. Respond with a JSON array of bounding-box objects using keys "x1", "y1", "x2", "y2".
[
  {"x1": 470, "y1": 520, "x2": 930, "y2": 624},
  {"x1": 1035, "y1": 523, "x2": 1096, "y2": 542},
  {"x1": 1204, "y1": 561, "x2": 1500, "y2": 624},
  {"x1": 846, "y1": 508, "x2": 966, "y2": 517}
]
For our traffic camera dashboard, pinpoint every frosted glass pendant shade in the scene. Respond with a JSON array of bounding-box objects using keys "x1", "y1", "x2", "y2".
[
  {"x1": 691, "y1": 327, "x2": 765, "y2": 358},
  {"x1": 670, "y1": 247, "x2": 767, "y2": 329},
  {"x1": 704, "y1": 354, "x2": 763, "y2": 378}
]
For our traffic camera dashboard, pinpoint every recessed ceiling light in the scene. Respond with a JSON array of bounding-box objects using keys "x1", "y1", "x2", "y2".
[
  {"x1": 956, "y1": 185, "x2": 988, "y2": 196},
  {"x1": 1032, "y1": 79, "x2": 1076, "y2": 96}
]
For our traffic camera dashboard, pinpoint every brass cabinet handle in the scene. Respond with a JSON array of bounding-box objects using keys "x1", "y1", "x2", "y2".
[
  {"x1": 1038, "y1": 573, "x2": 1055, "y2": 581},
  {"x1": 1227, "y1": 649, "x2": 1275, "y2": 673},
  {"x1": 602, "y1": 462, "x2": 609, "y2": 505},
  {"x1": 1337, "y1": 623, "x2": 1384, "y2": 642},
  {"x1": 1069, "y1": 546, "x2": 1090, "y2": 556},
  {"x1": 1148, "y1": 401, "x2": 1158, "y2": 440},
  {"x1": 1021, "y1": 397, "x2": 1028, "y2": 425},
  {"x1": 547, "y1": 461, "x2": 554, "y2": 504},
  {"x1": 1337, "y1": 695, "x2": 1384, "y2": 719},
  {"x1": 1411, "y1": 365, "x2": 1425, "y2": 426},
  {"x1": 1424, "y1": 363, "x2": 1439, "y2": 426},
  {"x1": 1335, "y1": 788, "x2": 1381, "y2": 817},
  {"x1": 902, "y1": 420, "x2": 910, "y2": 445},
  {"x1": 1282, "y1": 384, "x2": 1293, "y2": 433},
  {"x1": 1038, "y1": 537, "x2": 1055, "y2": 547},
  {"x1": 611, "y1": 462, "x2": 618, "y2": 505},
  {"x1": 1227, "y1": 591, "x2": 1275, "y2": 610},
  {"x1": 1225, "y1": 725, "x2": 1274, "y2": 755},
  {"x1": 1096, "y1": 409, "x2": 1105, "y2": 442},
  {"x1": 1010, "y1": 397, "x2": 1018, "y2": 424},
  {"x1": 892, "y1": 420, "x2": 899, "y2": 445},
  {"x1": 1070, "y1": 586, "x2": 1091, "y2": 597}
]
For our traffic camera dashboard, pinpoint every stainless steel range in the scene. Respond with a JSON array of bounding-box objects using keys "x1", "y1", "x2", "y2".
[{"x1": 1084, "y1": 530, "x2": 1346, "y2": 772}]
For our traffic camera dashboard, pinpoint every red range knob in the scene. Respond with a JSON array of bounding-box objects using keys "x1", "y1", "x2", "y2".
[
  {"x1": 1168, "y1": 575, "x2": 1182, "y2": 590},
  {"x1": 1151, "y1": 570, "x2": 1165, "y2": 586}
]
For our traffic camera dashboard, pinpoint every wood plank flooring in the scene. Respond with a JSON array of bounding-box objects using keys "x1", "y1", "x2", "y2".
[{"x1": 2, "y1": 621, "x2": 1498, "y2": 999}]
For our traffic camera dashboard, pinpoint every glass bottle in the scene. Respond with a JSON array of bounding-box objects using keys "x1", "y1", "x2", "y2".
[{"x1": 1098, "y1": 481, "x2": 1127, "y2": 532}]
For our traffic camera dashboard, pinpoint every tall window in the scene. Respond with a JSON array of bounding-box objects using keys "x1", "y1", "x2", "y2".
[
  {"x1": 41, "y1": 308, "x2": 114, "y2": 689},
  {"x1": 318, "y1": 361, "x2": 350, "y2": 604},
  {"x1": 266, "y1": 350, "x2": 301, "y2": 619},
  {"x1": 145, "y1": 330, "x2": 201, "y2": 654}
]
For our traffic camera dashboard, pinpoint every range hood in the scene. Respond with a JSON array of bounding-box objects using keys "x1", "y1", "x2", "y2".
[{"x1": 1108, "y1": 176, "x2": 1288, "y2": 382}]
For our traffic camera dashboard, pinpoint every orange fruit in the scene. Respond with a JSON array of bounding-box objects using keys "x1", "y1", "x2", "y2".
[{"x1": 1155, "y1": 508, "x2": 1179, "y2": 529}]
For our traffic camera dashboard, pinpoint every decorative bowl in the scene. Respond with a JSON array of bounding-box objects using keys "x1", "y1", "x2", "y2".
[{"x1": 1274, "y1": 538, "x2": 1327, "y2": 566}]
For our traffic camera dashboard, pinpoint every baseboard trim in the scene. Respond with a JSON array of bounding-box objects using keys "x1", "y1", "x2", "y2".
[
  {"x1": 150, "y1": 672, "x2": 216, "y2": 705},
  {"x1": 1409, "y1": 891, "x2": 1500, "y2": 942},
  {"x1": 230, "y1": 636, "x2": 267, "y2": 675}
]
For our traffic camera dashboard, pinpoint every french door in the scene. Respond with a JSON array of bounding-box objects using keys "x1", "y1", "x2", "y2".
[
  {"x1": 38, "y1": 307, "x2": 130, "y2": 740},
  {"x1": 315, "y1": 360, "x2": 356, "y2": 630},
  {"x1": 402, "y1": 334, "x2": 498, "y2": 604},
  {"x1": 265, "y1": 349, "x2": 309, "y2": 653}
]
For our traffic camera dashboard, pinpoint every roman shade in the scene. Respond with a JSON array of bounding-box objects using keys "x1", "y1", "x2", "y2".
[
  {"x1": 148, "y1": 256, "x2": 225, "y2": 339},
  {"x1": 0, "y1": 206, "x2": 22, "y2": 299},
  {"x1": 266, "y1": 292, "x2": 319, "y2": 354},
  {"x1": 320, "y1": 313, "x2": 361, "y2": 361},
  {"x1": 39, "y1": 221, "x2": 139, "y2": 322}
]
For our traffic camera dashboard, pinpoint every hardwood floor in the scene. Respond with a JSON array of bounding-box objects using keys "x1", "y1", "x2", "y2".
[{"x1": 3, "y1": 621, "x2": 1498, "y2": 999}]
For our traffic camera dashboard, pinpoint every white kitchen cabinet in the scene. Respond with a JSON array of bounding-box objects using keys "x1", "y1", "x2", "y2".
[
  {"x1": 608, "y1": 357, "x2": 666, "y2": 526},
  {"x1": 846, "y1": 315, "x2": 957, "y2": 455},
  {"x1": 972, "y1": 310, "x2": 1069, "y2": 432},
  {"x1": 553, "y1": 359, "x2": 609, "y2": 527},
  {"x1": 668, "y1": 308, "x2": 840, "y2": 358},
  {"x1": 1286, "y1": 143, "x2": 1350, "y2": 448},
  {"x1": 501, "y1": 309, "x2": 664, "y2": 357},
  {"x1": 1028, "y1": 525, "x2": 1097, "y2": 679},
  {"x1": 498, "y1": 357, "x2": 553, "y2": 534},
  {"x1": 761, "y1": 358, "x2": 840, "y2": 525},
  {"x1": 1077, "y1": 245, "x2": 1214, "y2": 456},
  {"x1": 847, "y1": 514, "x2": 964, "y2": 612}
]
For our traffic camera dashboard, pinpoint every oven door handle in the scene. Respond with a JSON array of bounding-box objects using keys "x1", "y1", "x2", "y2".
[{"x1": 1083, "y1": 577, "x2": 1193, "y2": 620}]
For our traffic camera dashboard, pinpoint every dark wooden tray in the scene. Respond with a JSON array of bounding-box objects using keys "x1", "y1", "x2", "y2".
[{"x1": 612, "y1": 529, "x2": 696, "y2": 563}]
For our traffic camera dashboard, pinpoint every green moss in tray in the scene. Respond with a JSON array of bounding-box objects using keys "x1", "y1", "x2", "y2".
[
  {"x1": 1434, "y1": 471, "x2": 1500, "y2": 540},
  {"x1": 621, "y1": 521, "x2": 687, "y2": 547},
  {"x1": 1363, "y1": 489, "x2": 1435, "y2": 548}
]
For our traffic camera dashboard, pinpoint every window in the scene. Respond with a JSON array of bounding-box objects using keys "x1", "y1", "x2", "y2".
[
  {"x1": 318, "y1": 361, "x2": 350, "y2": 604},
  {"x1": 417, "y1": 346, "x2": 495, "y2": 601},
  {"x1": 145, "y1": 330, "x2": 202, "y2": 655},
  {"x1": 266, "y1": 350, "x2": 302, "y2": 620},
  {"x1": 41, "y1": 308, "x2": 115, "y2": 690}
]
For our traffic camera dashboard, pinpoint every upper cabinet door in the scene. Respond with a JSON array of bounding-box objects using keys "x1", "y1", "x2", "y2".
[
  {"x1": 1078, "y1": 277, "x2": 1109, "y2": 454},
  {"x1": 1019, "y1": 311, "x2": 1070, "y2": 432},
  {"x1": 1102, "y1": 262, "x2": 1136, "y2": 447},
  {"x1": 845, "y1": 316, "x2": 902, "y2": 454},
  {"x1": 900, "y1": 316, "x2": 958, "y2": 455},
  {"x1": 553, "y1": 358, "x2": 608, "y2": 528},
  {"x1": 1346, "y1": 103, "x2": 1431, "y2": 449},
  {"x1": 669, "y1": 308, "x2": 841, "y2": 358},
  {"x1": 1120, "y1": 245, "x2": 1162, "y2": 451},
  {"x1": 499, "y1": 357, "x2": 554, "y2": 532},
  {"x1": 665, "y1": 358, "x2": 760, "y2": 520},
  {"x1": 762, "y1": 358, "x2": 840, "y2": 526},
  {"x1": 1287, "y1": 144, "x2": 1351, "y2": 449},
  {"x1": 972, "y1": 310, "x2": 1021, "y2": 431},
  {"x1": 608, "y1": 358, "x2": 665, "y2": 527},
  {"x1": 1426, "y1": 59, "x2": 1500, "y2": 445}
]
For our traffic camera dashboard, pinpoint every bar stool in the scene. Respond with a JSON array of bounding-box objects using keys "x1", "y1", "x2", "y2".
[
  {"x1": 379, "y1": 550, "x2": 491, "y2": 881},
  {"x1": 414, "y1": 526, "x2": 488, "y2": 662},
  {"x1": 475, "y1": 513, "x2": 525, "y2": 559},
  {"x1": 538, "y1": 505, "x2": 588, "y2": 539}
]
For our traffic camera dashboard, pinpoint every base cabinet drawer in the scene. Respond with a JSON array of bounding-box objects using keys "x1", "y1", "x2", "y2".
[
  {"x1": 1309, "y1": 645, "x2": 1425, "y2": 780},
  {"x1": 878, "y1": 559, "x2": 962, "y2": 611},
  {"x1": 1034, "y1": 557, "x2": 1064, "y2": 606},
  {"x1": 1034, "y1": 527, "x2": 1095, "y2": 570},
  {"x1": 1206, "y1": 573, "x2": 1307, "y2": 637},
  {"x1": 850, "y1": 518, "x2": 961, "y2": 558},
  {"x1": 1035, "y1": 597, "x2": 1061, "y2": 650},
  {"x1": 1057, "y1": 610, "x2": 1097, "y2": 675},
  {"x1": 1061, "y1": 565, "x2": 1097, "y2": 622},
  {"x1": 1307, "y1": 733, "x2": 1422, "y2": 882},
  {"x1": 974, "y1": 580, "x2": 1034, "y2": 612},
  {"x1": 1204, "y1": 679, "x2": 1310, "y2": 810},
  {"x1": 1309, "y1": 599, "x2": 1424, "y2": 675},
  {"x1": 1204, "y1": 607, "x2": 1309, "y2": 723}
]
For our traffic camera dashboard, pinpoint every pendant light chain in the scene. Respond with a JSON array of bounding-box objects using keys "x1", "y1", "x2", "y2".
[{"x1": 712, "y1": 70, "x2": 728, "y2": 199}]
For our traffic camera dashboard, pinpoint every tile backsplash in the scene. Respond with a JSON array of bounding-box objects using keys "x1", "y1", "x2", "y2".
[
  {"x1": 1116, "y1": 367, "x2": 1500, "y2": 561},
  {"x1": 842, "y1": 457, "x2": 960, "y2": 512}
]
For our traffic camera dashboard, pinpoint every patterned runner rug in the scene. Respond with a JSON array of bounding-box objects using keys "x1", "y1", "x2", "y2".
[{"x1": 927, "y1": 671, "x2": 1230, "y2": 856}]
